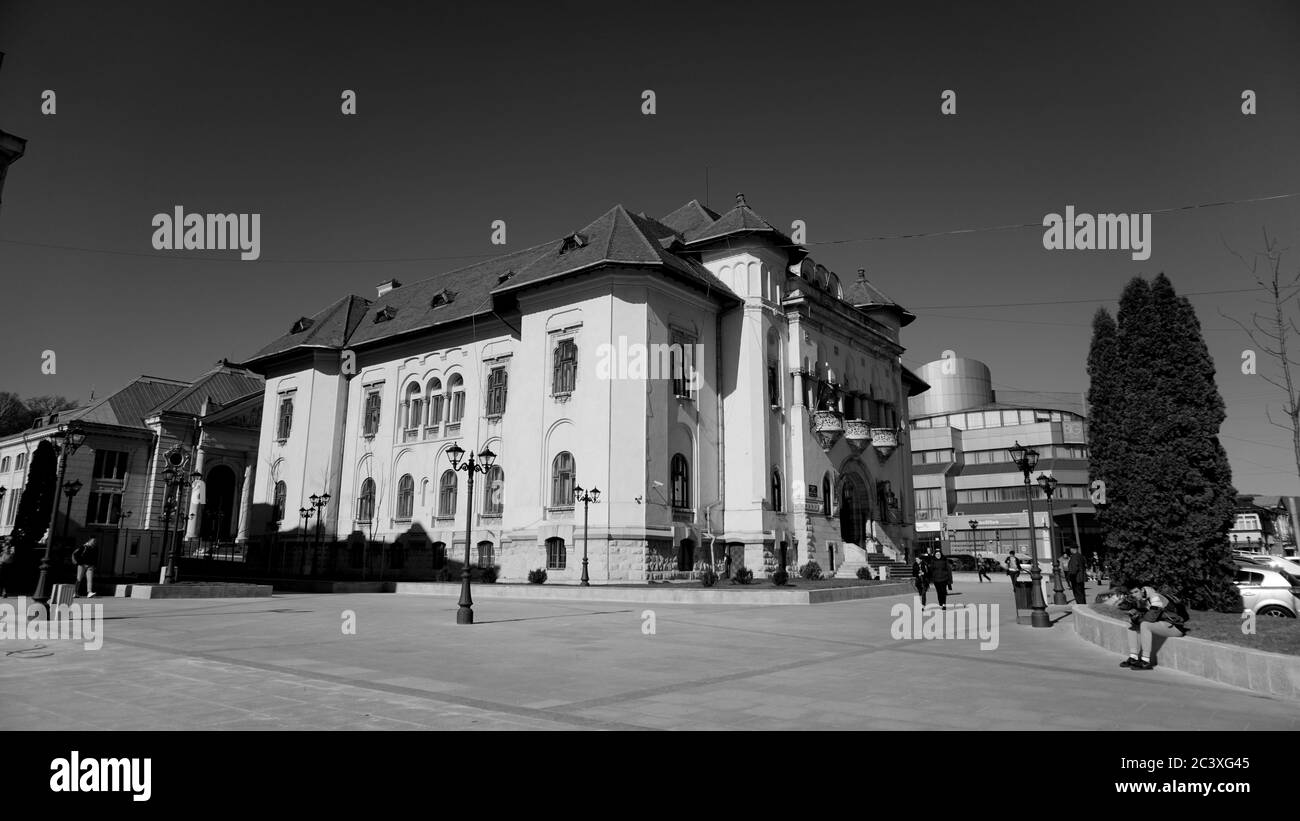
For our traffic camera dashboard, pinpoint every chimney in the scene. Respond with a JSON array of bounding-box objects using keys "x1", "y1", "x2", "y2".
[{"x1": 377, "y1": 278, "x2": 402, "y2": 298}]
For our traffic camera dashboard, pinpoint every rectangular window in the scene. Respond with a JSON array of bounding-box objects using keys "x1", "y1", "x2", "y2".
[
  {"x1": 966, "y1": 412, "x2": 984, "y2": 430},
  {"x1": 485, "y1": 366, "x2": 508, "y2": 416},
  {"x1": 92, "y1": 449, "x2": 128, "y2": 480},
  {"x1": 86, "y1": 491, "x2": 122, "y2": 526},
  {"x1": 915, "y1": 417, "x2": 931, "y2": 429},
  {"x1": 363, "y1": 391, "x2": 382, "y2": 436},
  {"x1": 277, "y1": 394, "x2": 294, "y2": 440},
  {"x1": 983, "y1": 411, "x2": 1001, "y2": 428},
  {"x1": 553, "y1": 338, "x2": 577, "y2": 394},
  {"x1": 1002, "y1": 410, "x2": 1020, "y2": 426}
]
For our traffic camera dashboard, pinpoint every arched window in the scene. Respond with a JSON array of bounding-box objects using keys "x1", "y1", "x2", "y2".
[
  {"x1": 439, "y1": 470, "x2": 457, "y2": 516},
  {"x1": 273, "y1": 480, "x2": 287, "y2": 523},
  {"x1": 432, "y1": 540, "x2": 447, "y2": 569},
  {"x1": 426, "y1": 378, "x2": 444, "y2": 429},
  {"x1": 771, "y1": 469, "x2": 783, "y2": 512},
  {"x1": 483, "y1": 465, "x2": 504, "y2": 515},
  {"x1": 546, "y1": 536, "x2": 566, "y2": 570},
  {"x1": 477, "y1": 540, "x2": 495, "y2": 568},
  {"x1": 822, "y1": 473, "x2": 832, "y2": 517},
  {"x1": 404, "y1": 383, "x2": 422, "y2": 432},
  {"x1": 357, "y1": 478, "x2": 376, "y2": 523},
  {"x1": 397, "y1": 474, "x2": 414, "y2": 520},
  {"x1": 420, "y1": 478, "x2": 429, "y2": 507},
  {"x1": 447, "y1": 374, "x2": 465, "y2": 424},
  {"x1": 15, "y1": 453, "x2": 25, "y2": 470},
  {"x1": 670, "y1": 454, "x2": 690, "y2": 508},
  {"x1": 551, "y1": 452, "x2": 575, "y2": 507}
]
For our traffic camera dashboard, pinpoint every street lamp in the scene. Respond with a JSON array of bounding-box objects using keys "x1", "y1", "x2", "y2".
[
  {"x1": 1036, "y1": 473, "x2": 1067, "y2": 604},
  {"x1": 968, "y1": 518, "x2": 979, "y2": 564},
  {"x1": 310, "y1": 492, "x2": 330, "y2": 574},
  {"x1": 574, "y1": 484, "x2": 601, "y2": 586},
  {"x1": 33, "y1": 423, "x2": 86, "y2": 610},
  {"x1": 447, "y1": 443, "x2": 496, "y2": 625},
  {"x1": 1009, "y1": 441, "x2": 1050, "y2": 628},
  {"x1": 114, "y1": 510, "x2": 134, "y2": 576},
  {"x1": 298, "y1": 506, "x2": 314, "y2": 574},
  {"x1": 59, "y1": 480, "x2": 84, "y2": 564}
]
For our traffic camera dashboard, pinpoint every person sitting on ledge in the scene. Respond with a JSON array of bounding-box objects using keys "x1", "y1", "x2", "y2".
[{"x1": 1113, "y1": 583, "x2": 1190, "y2": 670}]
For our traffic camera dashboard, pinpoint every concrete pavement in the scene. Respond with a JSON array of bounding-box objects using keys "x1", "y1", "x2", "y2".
[{"x1": 1, "y1": 578, "x2": 1294, "y2": 730}]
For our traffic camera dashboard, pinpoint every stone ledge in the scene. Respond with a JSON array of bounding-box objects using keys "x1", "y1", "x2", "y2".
[
  {"x1": 1073, "y1": 605, "x2": 1300, "y2": 700},
  {"x1": 393, "y1": 581, "x2": 913, "y2": 606},
  {"x1": 125, "y1": 583, "x2": 273, "y2": 599}
]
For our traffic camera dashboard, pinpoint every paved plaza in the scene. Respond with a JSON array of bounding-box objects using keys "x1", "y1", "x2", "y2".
[{"x1": 1, "y1": 579, "x2": 1295, "y2": 731}]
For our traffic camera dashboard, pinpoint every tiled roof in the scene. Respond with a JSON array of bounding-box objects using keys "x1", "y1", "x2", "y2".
[
  {"x1": 64, "y1": 376, "x2": 189, "y2": 429},
  {"x1": 659, "y1": 199, "x2": 721, "y2": 238},
  {"x1": 683, "y1": 196, "x2": 795, "y2": 247},
  {"x1": 147, "y1": 363, "x2": 264, "y2": 416},
  {"x1": 843, "y1": 275, "x2": 916, "y2": 326},
  {"x1": 245, "y1": 294, "x2": 372, "y2": 363}
]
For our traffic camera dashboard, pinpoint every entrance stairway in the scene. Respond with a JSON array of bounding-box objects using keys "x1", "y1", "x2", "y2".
[{"x1": 833, "y1": 544, "x2": 911, "y2": 580}]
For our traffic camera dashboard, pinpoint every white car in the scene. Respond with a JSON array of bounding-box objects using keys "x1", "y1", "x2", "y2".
[
  {"x1": 1235, "y1": 563, "x2": 1300, "y2": 618},
  {"x1": 1246, "y1": 554, "x2": 1300, "y2": 578}
]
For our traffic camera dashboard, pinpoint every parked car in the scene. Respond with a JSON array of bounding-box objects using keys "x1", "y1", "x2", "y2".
[
  {"x1": 1246, "y1": 554, "x2": 1300, "y2": 578},
  {"x1": 1235, "y1": 563, "x2": 1300, "y2": 618},
  {"x1": 946, "y1": 554, "x2": 977, "y2": 571}
]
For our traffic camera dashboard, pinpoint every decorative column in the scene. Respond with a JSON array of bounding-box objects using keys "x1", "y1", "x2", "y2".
[
  {"x1": 236, "y1": 457, "x2": 254, "y2": 542},
  {"x1": 185, "y1": 434, "x2": 207, "y2": 539}
]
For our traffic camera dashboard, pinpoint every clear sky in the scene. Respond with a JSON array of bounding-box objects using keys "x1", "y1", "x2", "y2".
[{"x1": 1, "y1": 0, "x2": 1298, "y2": 492}]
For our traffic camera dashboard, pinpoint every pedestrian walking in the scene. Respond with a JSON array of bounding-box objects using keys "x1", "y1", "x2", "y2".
[
  {"x1": 1065, "y1": 547, "x2": 1087, "y2": 604},
  {"x1": 929, "y1": 548, "x2": 953, "y2": 610},
  {"x1": 0, "y1": 536, "x2": 15, "y2": 597},
  {"x1": 911, "y1": 553, "x2": 931, "y2": 606},
  {"x1": 976, "y1": 557, "x2": 992, "y2": 583},
  {"x1": 1004, "y1": 550, "x2": 1021, "y2": 583},
  {"x1": 73, "y1": 538, "x2": 99, "y2": 598}
]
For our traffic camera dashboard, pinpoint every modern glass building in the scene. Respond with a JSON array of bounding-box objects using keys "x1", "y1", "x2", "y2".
[{"x1": 907, "y1": 357, "x2": 1099, "y2": 563}]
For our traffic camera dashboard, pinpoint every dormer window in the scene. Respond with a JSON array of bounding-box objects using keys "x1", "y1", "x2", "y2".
[
  {"x1": 291, "y1": 317, "x2": 315, "y2": 334},
  {"x1": 497, "y1": 269, "x2": 515, "y2": 284},
  {"x1": 559, "y1": 232, "x2": 588, "y2": 254},
  {"x1": 374, "y1": 306, "x2": 397, "y2": 323},
  {"x1": 430, "y1": 289, "x2": 457, "y2": 308}
]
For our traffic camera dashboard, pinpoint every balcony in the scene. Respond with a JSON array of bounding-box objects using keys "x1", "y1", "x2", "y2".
[
  {"x1": 811, "y1": 410, "x2": 844, "y2": 452},
  {"x1": 844, "y1": 419, "x2": 871, "y2": 451},
  {"x1": 671, "y1": 506, "x2": 694, "y2": 523}
]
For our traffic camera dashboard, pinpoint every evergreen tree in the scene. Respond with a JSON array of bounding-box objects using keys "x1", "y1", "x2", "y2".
[
  {"x1": 1084, "y1": 307, "x2": 1118, "y2": 564},
  {"x1": 1092, "y1": 275, "x2": 1241, "y2": 611},
  {"x1": 10, "y1": 440, "x2": 57, "y2": 549}
]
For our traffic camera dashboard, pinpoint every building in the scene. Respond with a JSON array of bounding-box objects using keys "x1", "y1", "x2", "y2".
[
  {"x1": 0, "y1": 52, "x2": 28, "y2": 214},
  {"x1": 0, "y1": 362, "x2": 263, "y2": 578},
  {"x1": 237, "y1": 195, "x2": 928, "y2": 582},
  {"x1": 1230, "y1": 495, "x2": 1298, "y2": 557},
  {"x1": 907, "y1": 357, "x2": 1097, "y2": 563}
]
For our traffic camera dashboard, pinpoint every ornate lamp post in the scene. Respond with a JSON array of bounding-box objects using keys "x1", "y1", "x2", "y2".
[
  {"x1": 298, "y1": 506, "x2": 314, "y2": 574},
  {"x1": 114, "y1": 510, "x2": 134, "y2": 576},
  {"x1": 1037, "y1": 473, "x2": 1067, "y2": 604},
  {"x1": 34, "y1": 422, "x2": 86, "y2": 610},
  {"x1": 968, "y1": 518, "x2": 979, "y2": 564},
  {"x1": 310, "y1": 492, "x2": 330, "y2": 574},
  {"x1": 60, "y1": 479, "x2": 83, "y2": 543},
  {"x1": 447, "y1": 444, "x2": 496, "y2": 625},
  {"x1": 1009, "y1": 441, "x2": 1050, "y2": 628},
  {"x1": 574, "y1": 485, "x2": 601, "y2": 586}
]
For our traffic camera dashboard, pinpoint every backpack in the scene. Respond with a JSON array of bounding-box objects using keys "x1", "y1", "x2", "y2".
[{"x1": 1157, "y1": 587, "x2": 1190, "y2": 626}]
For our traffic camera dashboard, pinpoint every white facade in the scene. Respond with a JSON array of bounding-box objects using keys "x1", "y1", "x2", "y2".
[{"x1": 243, "y1": 199, "x2": 925, "y2": 582}]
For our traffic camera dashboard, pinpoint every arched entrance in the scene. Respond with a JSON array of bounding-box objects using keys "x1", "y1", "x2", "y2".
[
  {"x1": 839, "y1": 474, "x2": 869, "y2": 545},
  {"x1": 203, "y1": 465, "x2": 238, "y2": 542}
]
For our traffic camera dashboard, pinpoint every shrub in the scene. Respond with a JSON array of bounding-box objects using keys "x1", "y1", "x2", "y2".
[
  {"x1": 856, "y1": 566, "x2": 872, "y2": 580},
  {"x1": 435, "y1": 566, "x2": 455, "y2": 582},
  {"x1": 731, "y1": 567, "x2": 753, "y2": 585},
  {"x1": 800, "y1": 561, "x2": 823, "y2": 580},
  {"x1": 771, "y1": 568, "x2": 789, "y2": 586},
  {"x1": 480, "y1": 565, "x2": 498, "y2": 584},
  {"x1": 528, "y1": 568, "x2": 548, "y2": 585},
  {"x1": 700, "y1": 568, "x2": 719, "y2": 587}
]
